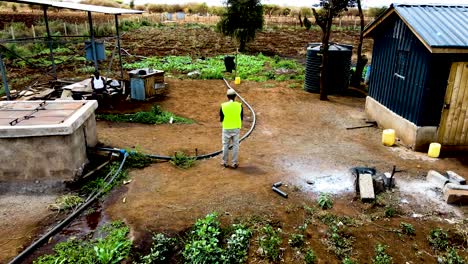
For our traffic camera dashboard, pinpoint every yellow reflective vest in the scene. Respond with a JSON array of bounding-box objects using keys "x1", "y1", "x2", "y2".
[{"x1": 221, "y1": 101, "x2": 242, "y2": 129}]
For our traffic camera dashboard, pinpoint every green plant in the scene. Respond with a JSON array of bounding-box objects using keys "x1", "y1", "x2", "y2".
[
  {"x1": 384, "y1": 206, "x2": 396, "y2": 218},
  {"x1": 304, "y1": 248, "x2": 317, "y2": 264},
  {"x1": 138, "y1": 233, "x2": 176, "y2": 264},
  {"x1": 34, "y1": 221, "x2": 131, "y2": 264},
  {"x1": 97, "y1": 105, "x2": 193, "y2": 125},
  {"x1": 170, "y1": 151, "x2": 196, "y2": 169},
  {"x1": 289, "y1": 233, "x2": 305, "y2": 248},
  {"x1": 183, "y1": 213, "x2": 224, "y2": 263},
  {"x1": 342, "y1": 257, "x2": 358, "y2": 264},
  {"x1": 428, "y1": 228, "x2": 449, "y2": 251},
  {"x1": 126, "y1": 149, "x2": 153, "y2": 168},
  {"x1": 259, "y1": 224, "x2": 282, "y2": 261},
  {"x1": 317, "y1": 193, "x2": 333, "y2": 209},
  {"x1": 400, "y1": 222, "x2": 416, "y2": 236},
  {"x1": 440, "y1": 247, "x2": 466, "y2": 264},
  {"x1": 49, "y1": 194, "x2": 84, "y2": 211},
  {"x1": 81, "y1": 161, "x2": 129, "y2": 196},
  {"x1": 224, "y1": 224, "x2": 252, "y2": 263},
  {"x1": 326, "y1": 225, "x2": 354, "y2": 259},
  {"x1": 372, "y1": 244, "x2": 392, "y2": 264}
]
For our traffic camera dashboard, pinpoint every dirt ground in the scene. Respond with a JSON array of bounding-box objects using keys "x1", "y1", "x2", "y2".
[
  {"x1": 96, "y1": 79, "x2": 466, "y2": 263},
  {"x1": 1, "y1": 79, "x2": 467, "y2": 263}
]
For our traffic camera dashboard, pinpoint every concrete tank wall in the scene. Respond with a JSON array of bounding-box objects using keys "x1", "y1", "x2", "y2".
[{"x1": 0, "y1": 101, "x2": 98, "y2": 188}]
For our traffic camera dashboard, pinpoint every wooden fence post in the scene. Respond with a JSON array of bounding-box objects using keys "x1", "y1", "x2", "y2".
[
  {"x1": 31, "y1": 24, "x2": 36, "y2": 38},
  {"x1": 10, "y1": 26, "x2": 15, "y2": 40},
  {"x1": 64, "y1": 22, "x2": 67, "y2": 36}
]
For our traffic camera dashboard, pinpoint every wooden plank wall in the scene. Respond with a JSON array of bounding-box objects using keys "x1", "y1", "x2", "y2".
[{"x1": 439, "y1": 62, "x2": 468, "y2": 145}]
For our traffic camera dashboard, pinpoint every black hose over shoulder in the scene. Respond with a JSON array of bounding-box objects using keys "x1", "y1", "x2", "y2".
[
  {"x1": 94, "y1": 78, "x2": 256, "y2": 161},
  {"x1": 9, "y1": 153, "x2": 129, "y2": 264}
]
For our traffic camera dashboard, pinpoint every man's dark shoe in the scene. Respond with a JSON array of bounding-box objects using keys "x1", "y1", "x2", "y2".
[{"x1": 232, "y1": 164, "x2": 238, "y2": 169}]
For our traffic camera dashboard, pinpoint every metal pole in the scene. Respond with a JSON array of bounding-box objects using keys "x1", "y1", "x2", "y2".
[
  {"x1": 88, "y1": 11, "x2": 98, "y2": 72},
  {"x1": 43, "y1": 6, "x2": 57, "y2": 79},
  {"x1": 114, "y1": 14, "x2": 123, "y2": 79},
  {"x1": 0, "y1": 53, "x2": 11, "y2": 100}
]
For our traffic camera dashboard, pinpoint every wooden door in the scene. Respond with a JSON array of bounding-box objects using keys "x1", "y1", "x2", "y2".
[{"x1": 438, "y1": 62, "x2": 468, "y2": 145}]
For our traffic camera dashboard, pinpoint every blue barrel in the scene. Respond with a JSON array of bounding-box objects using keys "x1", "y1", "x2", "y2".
[{"x1": 85, "y1": 41, "x2": 105, "y2": 61}]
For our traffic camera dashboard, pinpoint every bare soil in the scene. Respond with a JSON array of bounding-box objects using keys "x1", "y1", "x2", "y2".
[{"x1": 95, "y1": 79, "x2": 466, "y2": 263}]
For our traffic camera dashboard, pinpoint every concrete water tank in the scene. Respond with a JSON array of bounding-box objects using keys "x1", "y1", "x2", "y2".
[
  {"x1": 0, "y1": 100, "x2": 98, "y2": 192},
  {"x1": 304, "y1": 43, "x2": 353, "y2": 94}
]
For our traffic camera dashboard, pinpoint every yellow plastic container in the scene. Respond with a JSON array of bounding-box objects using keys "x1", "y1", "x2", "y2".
[
  {"x1": 382, "y1": 129, "x2": 395, "y2": 146},
  {"x1": 428, "y1": 143, "x2": 441, "y2": 158},
  {"x1": 235, "y1": 76, "x2": 241, "y2": 85}
]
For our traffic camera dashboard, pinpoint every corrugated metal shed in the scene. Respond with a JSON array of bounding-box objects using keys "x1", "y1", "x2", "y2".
[
  {"x1": 11, "y1": 0, "x2": 144, "y2": 14},
  {"x1": 364, "y1": 4, "x2": 468, "y2": 53}
]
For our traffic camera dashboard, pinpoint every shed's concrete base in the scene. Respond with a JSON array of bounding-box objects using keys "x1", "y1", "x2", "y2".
[{"x1": 365, "y1": 96, "x2": 437, "y2": 151}]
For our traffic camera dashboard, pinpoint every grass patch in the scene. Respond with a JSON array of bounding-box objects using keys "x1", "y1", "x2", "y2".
[
  {"x1": 400, "y1": 222, "x2": 416, "y2": 236},
  {"x1": 439, "y1": 247, "x2": 466, "y2": 264},
  {"x1": 97, "y1": 105, "x2": 193, "y2": 125},
  {"x1": 126, "y1": 149, "x2": 153, "y2": 169},
  {"x1": 124, "y1": 54, "x2": 304, "y2": 82},
  {"x1": 34, "y1": 221, "x2": 131, "y2": 264},
  {"x1": 48, "y1": 194, "x2": 84, "y2": 211},
  {"x1": 81, "y1": 161, "x2": 129, "y2": 196},
  {"x1": 324, "y1": 224, "x2": 354, "y2": 260},
  {"x1": 170, "y1": 151, "x2": 196, "y2": 169},
  {"x1": 304, "y1": 248, "x2": 317, "y2": 264}
]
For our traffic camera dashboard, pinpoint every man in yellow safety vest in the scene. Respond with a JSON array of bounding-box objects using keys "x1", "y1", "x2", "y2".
[{"x1": 220, "y1": 88, "x2": 243, "y2": 168}]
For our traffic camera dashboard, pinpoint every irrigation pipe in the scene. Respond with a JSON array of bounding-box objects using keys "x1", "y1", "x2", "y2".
[
  {"x1": 94, "y1": 78, "x2": 257, "y2": 161},
  {"x1": 8, "y1": 152, "x2": 129, "y2": 264}
]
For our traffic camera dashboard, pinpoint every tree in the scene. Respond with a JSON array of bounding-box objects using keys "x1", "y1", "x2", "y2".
[
  {"x1": 217, "y1": 0, "x2": 264, "y2": 52},
  {"x1": 350, "y1": 0, "x2": 367, "y2": 87},
  {"x1": 312, "y1": 0, "x2": 353, "y2": 100}
]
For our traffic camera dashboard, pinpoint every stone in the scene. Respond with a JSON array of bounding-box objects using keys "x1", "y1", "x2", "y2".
[
  {"x1": 426, "y1": 170, "x2": 449, "y2": 189},
  {"x1": 359, "y1": 173, "x2": 375, "y2": 201},
  {"x1": 443, "y1": 183, "x2": 468, "y2": 204},
  {"x1": 187, "y1": 70, "x2": 201, "y2": 78},
  {"x1": 446, "y1": 171, "x2": 466, "y2": 185}
]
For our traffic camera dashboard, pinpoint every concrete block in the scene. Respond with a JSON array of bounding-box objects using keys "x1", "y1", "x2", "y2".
[
  {"x1": 443, "y1": 185, "x2": 468, "y2": 204},
  {"x1": 446, "y1": 171, "x2": 466, "y2": 185},
  {"x1": 426, "y1": 170, "x2": 449, "y2": 189},
  {"x1": 359, "y1": 173, "x2": 375, "y2": 201},
  {"x1": 444, "y1": 183, "x2": 468, "y2": 192}
]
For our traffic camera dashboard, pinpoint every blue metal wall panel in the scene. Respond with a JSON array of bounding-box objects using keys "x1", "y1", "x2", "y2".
[
  {"x1": 368, "y1": 15, "x2": 431, "y2": 126},
  {"x1": 130, "y1": 78, "x2": 145, "y2": 100}
]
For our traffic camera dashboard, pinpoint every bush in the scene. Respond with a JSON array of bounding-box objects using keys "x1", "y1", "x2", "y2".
[{"x1": 97, "y1": 105, "x2": 192, "y2": 125}]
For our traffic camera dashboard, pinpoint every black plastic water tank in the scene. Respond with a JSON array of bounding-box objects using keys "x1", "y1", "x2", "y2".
[{"x1": 304, "y1": 43, "x2": 353, "y2": 94}]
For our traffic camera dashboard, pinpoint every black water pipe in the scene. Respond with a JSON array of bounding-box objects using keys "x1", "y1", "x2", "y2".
[
  {"x1": 94, "y1": 78, "x2": 257, "y2": 161},
  {"x1": 8, "y1": 152, "x2": 129, "y2": 264}
]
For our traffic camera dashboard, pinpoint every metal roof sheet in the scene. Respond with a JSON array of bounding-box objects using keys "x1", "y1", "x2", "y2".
[
  {"x1": 364, "y1": 4, "x2": 468, "y2": 52},
  {"x1": 395, "y1": 4, "x2": 468, "y2": 48},
  {"x1": 10, "y1": 0, "x2": 144, "y2": 14}
]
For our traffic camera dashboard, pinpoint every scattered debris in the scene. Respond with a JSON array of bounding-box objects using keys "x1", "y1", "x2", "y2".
[
  {"x1": 306, "y1": 180, "x2": 314, "y2": 185},
  {"x1": 426, "y1": 170, "x2": 449, "y2": 189},
  {"x1": 346, "y1": 121, "x2": 377, "y2": 130},
  {"x1": 123, "y1": 180, "x2": 132, "y2": 185},
  {"x1": 272, "y1": 186, "x2": 288, "y2": 198},
  {"x1": 273, "y1": 181, "x2": 282, "y2": 188},
  {"x1": 425, "y1": 170, "x2": 467, "y2": 205},
  {"x1": 122, "y1": 196, "x2": 127, "y2": 203}
]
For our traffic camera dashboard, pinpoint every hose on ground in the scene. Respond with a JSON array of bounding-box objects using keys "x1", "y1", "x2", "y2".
[
  {"x1": 8, "y1": 152, "x2": 129, "y2": 264},
  {"x1": 94, "y1": 78, "x2": 256, "y2": 161}
]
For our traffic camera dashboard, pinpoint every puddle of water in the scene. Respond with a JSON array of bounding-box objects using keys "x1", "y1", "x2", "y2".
[{"x1": 282, "y1": 161, "x2": 354, "y2": 195}]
